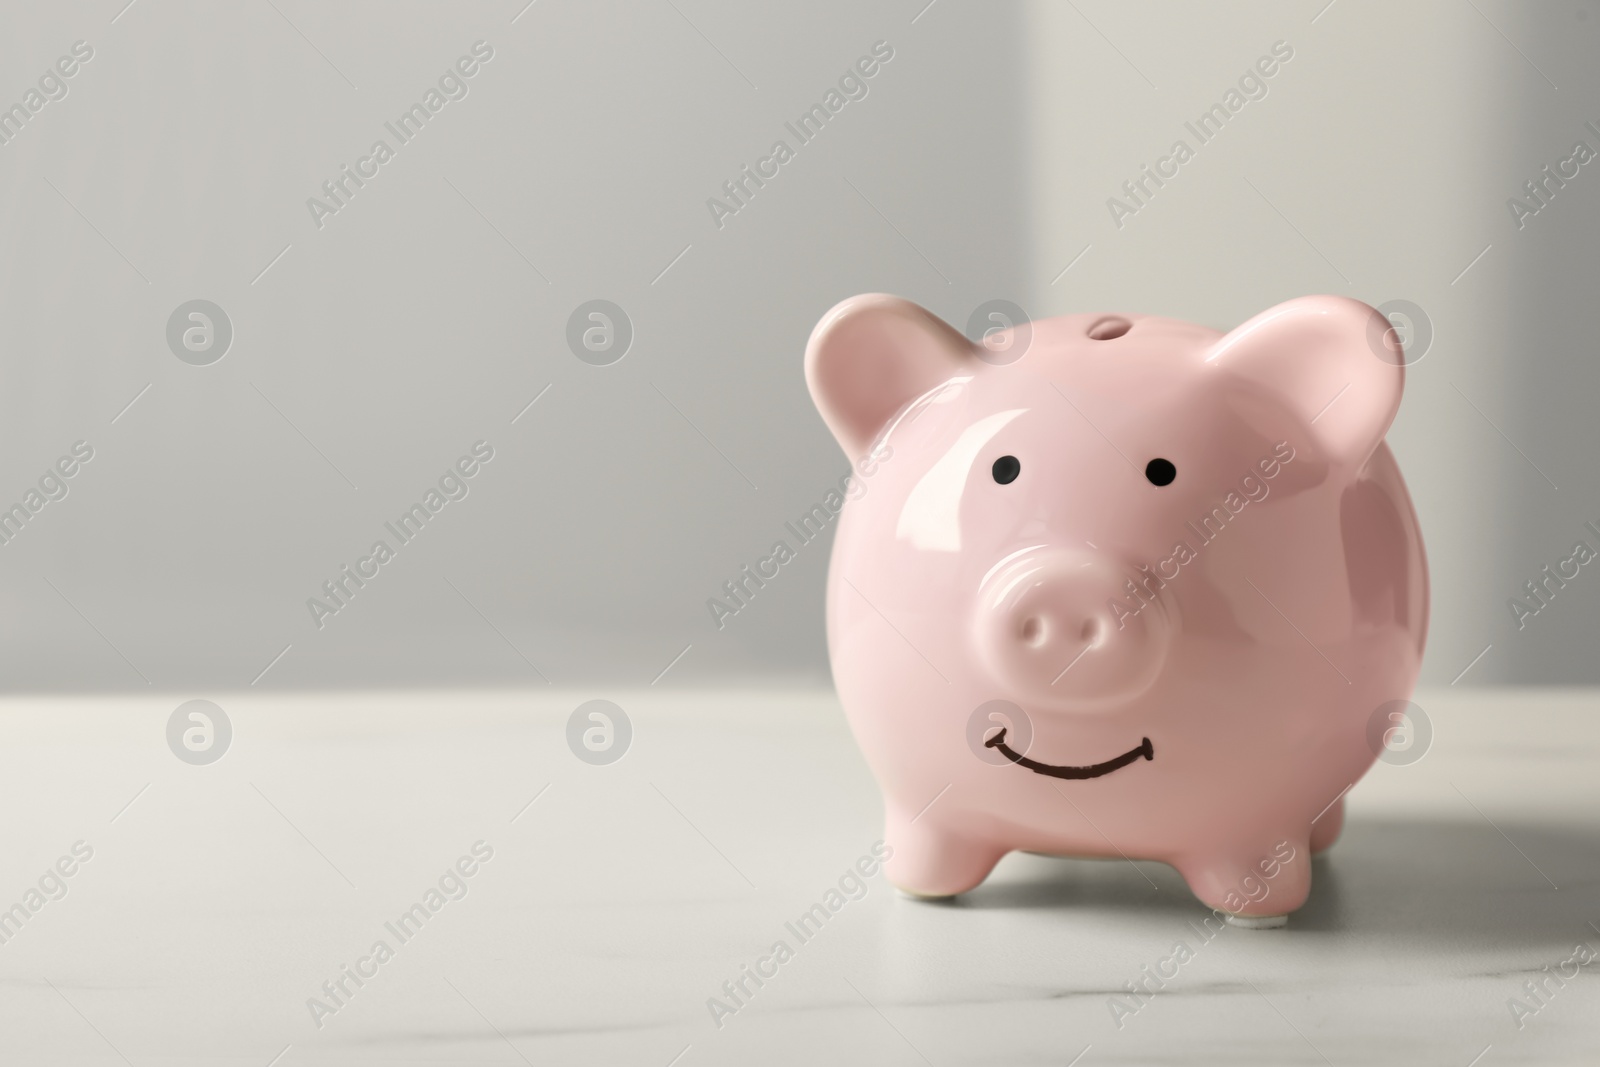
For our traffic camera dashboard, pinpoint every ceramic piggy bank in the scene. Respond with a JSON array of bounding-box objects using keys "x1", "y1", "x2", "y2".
[{"x1": 805, "y1": 295, "x2": 1427, "y2": 925}]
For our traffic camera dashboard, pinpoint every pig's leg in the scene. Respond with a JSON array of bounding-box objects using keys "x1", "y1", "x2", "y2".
[
  {"x1": 883, "y1": 810, "x2": 1006, "y2": 899},
  {"x1": 1174, "y1": 836, "x2": 1312, "y2": 928},
  {"x1": 1310, "y1": 796, "x2": 1344, "y2": 855}
]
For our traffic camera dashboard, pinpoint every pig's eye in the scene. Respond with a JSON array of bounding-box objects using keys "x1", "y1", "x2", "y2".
[
  {"x1": 992, "y1": 455, "x2": 1020, "y2": 484},
  {"x1": 1145, "y1": 458, "x2": 1176, "y2": 487}
]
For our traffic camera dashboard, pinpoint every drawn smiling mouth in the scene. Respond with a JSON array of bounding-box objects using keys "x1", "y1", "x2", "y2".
[{"x1": 984, "y1": 729, "x2": 1154, "y2": 780}]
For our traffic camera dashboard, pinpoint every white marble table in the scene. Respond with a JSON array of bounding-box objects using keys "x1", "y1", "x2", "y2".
[{"x1": 0, "y1": 686, "x2": 1596, "y2": 1065}]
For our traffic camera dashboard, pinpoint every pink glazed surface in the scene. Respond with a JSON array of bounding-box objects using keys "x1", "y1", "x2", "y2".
[{"x1": 806, "y1": 295, "x2": 1428, "y2": 918}]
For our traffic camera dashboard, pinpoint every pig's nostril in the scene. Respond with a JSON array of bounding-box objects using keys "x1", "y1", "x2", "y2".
[
  {"x1": 1087, "y1": 316, "x2": 1132, "y2": 340},
  {"x1": 1020, "y1": 616, "x2": 1047, "y2": 647},
  {"x1": 1080, "y1": 618, "x2": 1103, "y2": 645}
]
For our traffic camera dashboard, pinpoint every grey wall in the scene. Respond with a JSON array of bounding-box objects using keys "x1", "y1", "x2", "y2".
[
  {"x1": 1500, "y1": 3, "x2": 1600, "y2": 683},
  {"x1": 0, "y1": 0, "x2": 1029, "y2": 691},
  {"x1": 0, "y1": 1, "x2": 1593, "y2": 692}
]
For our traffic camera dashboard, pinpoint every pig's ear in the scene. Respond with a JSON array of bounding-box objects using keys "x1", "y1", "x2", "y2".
[
  {"x1": 1207, "y1": 296, "x2": 1404, "y2": 466},
  {"x1": 805, "y1": 295, "x2": 977, "y2": 457}
]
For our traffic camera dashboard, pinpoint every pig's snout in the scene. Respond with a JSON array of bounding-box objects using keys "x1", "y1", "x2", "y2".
[{"x1": 975, "y1": 550, "x2": 1170, "y2": 710}]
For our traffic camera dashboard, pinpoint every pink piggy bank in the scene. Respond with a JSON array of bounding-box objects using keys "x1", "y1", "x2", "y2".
[{"x1": 805, "y1": 295, "x2": 1427, "y2": 925}]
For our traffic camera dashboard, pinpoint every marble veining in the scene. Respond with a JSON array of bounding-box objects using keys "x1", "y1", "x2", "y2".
[{"x1": 0, "y1": 687, "x2": 1594, "y2": 1065}]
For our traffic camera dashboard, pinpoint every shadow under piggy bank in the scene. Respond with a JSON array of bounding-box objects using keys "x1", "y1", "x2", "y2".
[{"x1": 964, "y1": 817, "x2": 1598, "y2": 951}]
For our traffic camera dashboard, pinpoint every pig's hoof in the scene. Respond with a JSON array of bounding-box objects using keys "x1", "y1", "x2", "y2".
[
  {"x1": 895, "y1": 887, "x2": 957, "y2": 902},
  {"x1": 1224, "y1": 912, "x2": 1288, "y2": 929}
]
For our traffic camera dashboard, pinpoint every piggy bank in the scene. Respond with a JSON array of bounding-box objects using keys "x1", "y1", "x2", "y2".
[{"x1": 805, "y1": 294, "x2": 1427, "y2": 925}]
